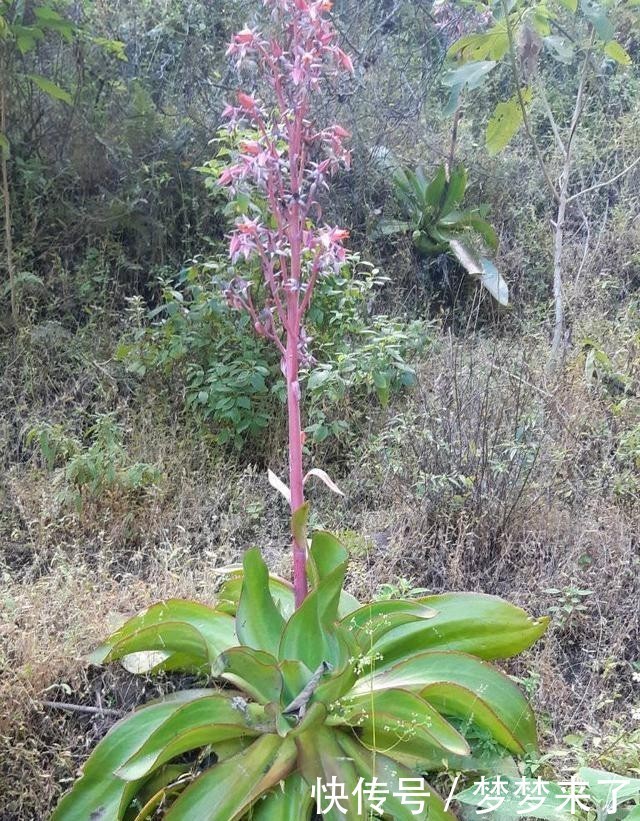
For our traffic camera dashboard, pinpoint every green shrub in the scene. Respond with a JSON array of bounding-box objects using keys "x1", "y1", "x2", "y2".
[
  {"x1": 27, "y1": 414, "x2": 161, "y2": 509},
  {"x1": 117, "y1": 256, "x2": 431, "y2": 449}
]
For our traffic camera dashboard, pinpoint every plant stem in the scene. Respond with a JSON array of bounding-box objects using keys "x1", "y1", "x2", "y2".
[
  {"x1": 287, "y1": 141, "x2": 307, "y2": 606},
  {"x1": 286, "y1": 304, "x2": 308, "y2": 608},
  {"x1": 0, "y1": 44, "x2": 17, "y2": 322},
  {"x1": 41, "y1": 700, "x2": 124, "y2": 718}
]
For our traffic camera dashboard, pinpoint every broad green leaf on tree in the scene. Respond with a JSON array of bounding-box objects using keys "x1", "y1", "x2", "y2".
[
  {"x1": 604, "y1": 40, "x2": 632, "y2": 65},
  {"x1": 443, "y1": 0, "x2": 633, "y2": 156},
  {"x1": 28, "y1": 74, "x2": 73, "y2": 104},
  {"x1": 486, "y1": 89, "x2": 533, "y2": 155}
]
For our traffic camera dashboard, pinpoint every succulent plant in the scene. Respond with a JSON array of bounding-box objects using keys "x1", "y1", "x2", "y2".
[
  {"x1": 53, "y1": 519, "x2": 548, "y2": 820},
  {"x1": 380, "y1": 164, "x2": 509, "y2": 307}
]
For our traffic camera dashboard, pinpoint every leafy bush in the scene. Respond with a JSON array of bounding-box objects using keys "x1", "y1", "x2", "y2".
[
  {"x1": 117, "y1": 257, "x2": 430, "y2": 449},
  {"x1": 53, "y1": 518, "x2": 549, "y2": 819},
  {"x1": 27, "y1": 414, "x2": 161, "y2": 509}
]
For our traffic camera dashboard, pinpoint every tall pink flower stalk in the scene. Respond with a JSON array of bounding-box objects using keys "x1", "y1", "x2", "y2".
[{"x1": 218, "y1": 0, "x2": 353, "y2": 606}]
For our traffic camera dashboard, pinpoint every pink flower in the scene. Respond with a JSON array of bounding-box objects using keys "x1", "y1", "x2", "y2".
[
  {"x1": 237, "y1": 92, "x2": 258, "y2": 112},
  {"x1": 239, "y1": 139, "x2": 261, "y2": 156},
  {"x1": 329, "y1": 227, "x2": 349, "y2": 243},
  {"x1": 235, "y1": 26, "x2": 257, "y2": 44},
  {"x1": 217, "y1": 164, "x2": 243, "y2": 187},
  {"x1": 236, "y1": 216, "x2": 262, "y2": 236},
  {"x1": 229, "y1": 232, "x2": 257, "y2": 263},
  {"x1": 335, "y1": 47, "x2": 354, "y2": 73}
]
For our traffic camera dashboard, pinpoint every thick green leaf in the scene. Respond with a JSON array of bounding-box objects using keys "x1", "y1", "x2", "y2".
[
  {"x1": 51, "y1": 691, "x2": 215, "y2": 821},
  {"x1": 442, "y1": 166, "x2": 468, "y2": 214},
  {"x1": 409, "y1": 167, "x2": 429, "y2": 206},
  {"x1": 424, "y1": 165, "x2": 447, "y2": 210},
  {"x1": 128, "y1": 765, "x2": 191, "y2": 821},
  {"x1": 214, "y1": 646, "x2": 283, "y2": 704},
  {"x1": 280, "y1": 659, "x2": 313, "y2": 705},
  {"x1": 28, "y1": 74, "x2": 73, "y2": 104},
  {"x1": 279, "y1": 562, "x2": 350, "y2": 669},
  {"x1": 216, "y1": 572, "x2": 295, "y2": 618},
  {"x1": 342, "y1": 599, "x2": 436, "y2": 652},
  {"x1": 460, "y1": 213, "x2": 500, "y2": 250},
  {"x1": 339, "y1": 733, "x2": 458, "y2": 821},
  {"x1": 393, "y1": 168, "x2": 420, "y2": 209},
  {"x1": 312, "y1": 658, "x2": 358, "y2": 706},
  {"x1": 297, "y1": 727, "x2": 363, "y2": 820},
  {"x1": 351, "y1": 650, "x2": 539, "y2": 754},
  {"x1": 371, "y1": 592, "x2": 548, "y2": 667},
  {"x1": 308, "y1": 530, "x2": 348, "y2": 587},
  {"x1": 557, "y1": 0, "x2": 578, "y2": 11},
  {"x1": 342, "y1": 688, "x2": 470, "y2": 766},
  {"x1": 413, "y1": 231, "x2": 447, "y2": 255},
  {"x1": 164, "y1": 734, "x2": 296, "y2": 820},
  {"x1": 578, "y1": 768, "x2": 640, "y2": 809},
  {"x1": 89, "y1": 599, "x2": 236, "y2": 669},
  {"x1": 117, "y1": 694, "x2": 265, "y2": 781},
  {"x1": 486, "y1": 90, "x2": 532, "y2": 155},
  {"x1": 237, "y1": 549, "x2": 285, "y2": 655},
  {"x1": 250, "y1": 773, "x2": 315, "y2": 820},
  {"x1": 423, "y1": 680, "x2": 536, "y2": 757},
  {"x1": 0, "y1": 132, "x2": 9, "y2": 158},
  {"x1": 306, "y1": 531, "x2": 360, "y2": 615}
]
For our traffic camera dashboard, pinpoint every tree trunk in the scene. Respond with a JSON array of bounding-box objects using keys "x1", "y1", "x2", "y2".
[{"x1": 550, "y1": 186, "x2": 568, "y2": 365}]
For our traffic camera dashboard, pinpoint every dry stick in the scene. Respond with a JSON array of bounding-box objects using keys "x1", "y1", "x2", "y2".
[
  {"x1": 567, "y1": 154, "x2": 640, "y2": 203},
  {"x1": 0, "y1": 45, "x2": 17, "y2": 321},
  {"x1": 40, "y1": 699, "x2": 125, "y2": 718}
]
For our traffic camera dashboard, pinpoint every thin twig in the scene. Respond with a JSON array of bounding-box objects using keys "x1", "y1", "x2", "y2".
[
  {"x1": 567, "y1": 155, "x2": 640, "y2": 203},
  {"x1": 40, "y1": 699, "x2": 125, "y2": 718},
  {"x1": 538, "y1": 82, "x2": 566, "y2": 157}
]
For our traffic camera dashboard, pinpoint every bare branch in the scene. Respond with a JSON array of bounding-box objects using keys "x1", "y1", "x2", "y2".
[
  {"x1": 567, "y1": 155, "x2": 640, "y2": 203},
  {"x1": 40, "y1": 700, "x2": 125, "y2": 718}
]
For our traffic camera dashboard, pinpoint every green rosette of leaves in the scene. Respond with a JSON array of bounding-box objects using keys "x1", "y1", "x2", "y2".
[{"x1": 52, "y1": 512, "x2": 548, "y2": 820}]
